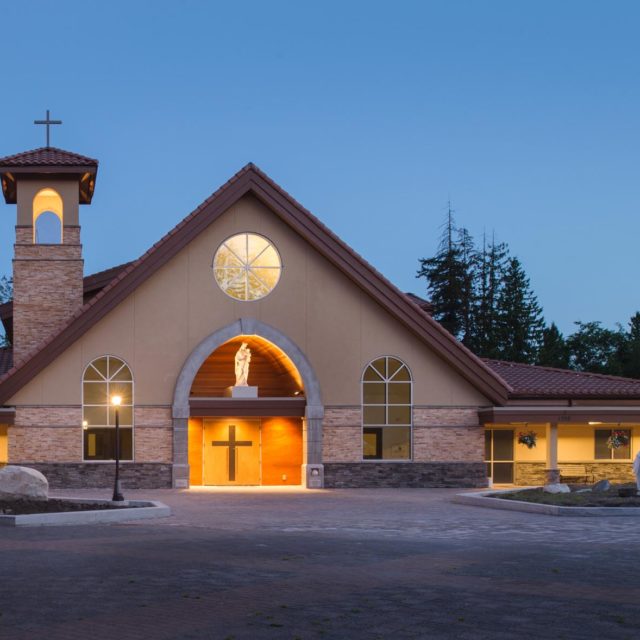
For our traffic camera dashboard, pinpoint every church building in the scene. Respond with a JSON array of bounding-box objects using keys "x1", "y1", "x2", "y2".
[{"x1": 1, "y1": 142, "x2": 640, "y2": 490}]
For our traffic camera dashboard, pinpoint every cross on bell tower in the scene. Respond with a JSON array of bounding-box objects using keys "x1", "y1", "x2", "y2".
[{"x1": 33, "y1": 110, "x2": 62, "y2": 148}]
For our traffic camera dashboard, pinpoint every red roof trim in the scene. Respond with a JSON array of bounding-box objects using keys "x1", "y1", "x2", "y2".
[{"x1": 0, "y1": 164, "x2": 510, "y2": 405}]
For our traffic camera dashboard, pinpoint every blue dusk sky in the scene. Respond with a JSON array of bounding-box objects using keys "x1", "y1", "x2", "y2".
[{"x1": 1, "y1": 1, "x2": 639, "y2": 334}]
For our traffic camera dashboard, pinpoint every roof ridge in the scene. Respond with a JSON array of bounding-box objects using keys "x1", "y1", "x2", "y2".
[{"x1": 483, "y1": 358, "x2": 640, "y2": 385}]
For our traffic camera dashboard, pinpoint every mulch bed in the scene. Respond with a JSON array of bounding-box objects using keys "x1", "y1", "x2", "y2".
[
  {"x1": 0, "y1": 498, "x2": 135, "y2": 515},
  {"x1": 498, "y1": 484, "x2": 640, "y2": 507}
]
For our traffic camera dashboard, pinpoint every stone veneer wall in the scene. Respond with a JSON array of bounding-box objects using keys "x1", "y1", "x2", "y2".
[
  {"x1": 515, "y1": 462, "x2": 635, "y2": 486},
  {"x1": 13, "y1": 226, "x2": 83, "y2": 362},
  {"x1": 22, "y1": 463, "x2": 172, "y2": 489},
  {"x1": 8, "y1": 406, "x2": 173, "y2": 488},
  {"x1": 322, "y1": 406, "x2": 487, "y2": 488}
]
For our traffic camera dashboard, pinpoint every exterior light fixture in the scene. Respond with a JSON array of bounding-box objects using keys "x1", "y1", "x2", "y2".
[
  {"x1": 82, "y1": 420, "x2": 88, "y2": 430},
  {"x1": 111, "y1": 394, "x2": 124, "y2": 502}
]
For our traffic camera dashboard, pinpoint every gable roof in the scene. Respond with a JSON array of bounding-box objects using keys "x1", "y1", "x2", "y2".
[
  {"x1": 0, "y1": 163, "x2": 511, "y2": 405},
  {"x1": 483, "y1": 359, "x2": 640, "y2": 399}
]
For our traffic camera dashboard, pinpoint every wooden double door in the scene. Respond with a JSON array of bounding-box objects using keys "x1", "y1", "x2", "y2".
[{"x1": 202, "y1": 418, "x2": 302, "y2": 486}]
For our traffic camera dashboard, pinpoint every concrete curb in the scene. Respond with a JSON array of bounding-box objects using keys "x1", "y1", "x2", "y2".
[
  {"x1": 0, "y1": 497, "x2": 171, "y2": 527},
  {"x1": 453, "y1": 489, "x2": 640, "y2": 517}
]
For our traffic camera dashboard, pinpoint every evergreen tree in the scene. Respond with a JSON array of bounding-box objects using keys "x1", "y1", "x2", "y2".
[
  {"x1": 566, "y1": 321, "x2": 625, "y2": 375},
  {"x1": 617, "y1": 312, "x2": 640, "y2": 378},
  {"x1": 0, "y1": 275, "x2": 11, "y2": 348},
  {"x1": 457, "y1": 226, "x2": 477, "y2": 348},
  {"x1": 416, "y1": 203, "x2": 468, "y2": 340},
  {"x1": 537, "y1": 322, "x2": 569, "y2": 368},
  {"x1": 494, "y1": 257, "x2": 545, "y2": 363},
  {"x1": 471, "y1": 233, "x2": 508, "y2": 358}
]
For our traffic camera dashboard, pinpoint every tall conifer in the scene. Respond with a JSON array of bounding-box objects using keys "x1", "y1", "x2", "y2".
[
  {"x1": 537, "y1": 322, "x2": 569, "y2": 368},
  {"x1": 416, "y1": 203, "x2": 467, "y2": 339},
  {"x1": 472, "y1": 234, "x2": 508, "y2": 357},
  {"x1": 495, "y1": 257, "x2": 544, "y2": 363}
]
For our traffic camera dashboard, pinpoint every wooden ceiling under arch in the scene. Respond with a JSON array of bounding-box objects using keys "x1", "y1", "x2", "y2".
[{"x1": 190, "y1": 336, "x2": 304, "y2": 398}]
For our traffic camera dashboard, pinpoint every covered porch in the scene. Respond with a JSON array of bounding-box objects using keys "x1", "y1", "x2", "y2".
[{"x1": 480, "y1": 406, "x2": 640, "y2": 486}]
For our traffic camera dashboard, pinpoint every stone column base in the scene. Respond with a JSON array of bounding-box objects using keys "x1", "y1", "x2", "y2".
[
  {"x1": 172, "y1": 463, "x2": 190, "y2": 488},
  {"x1": 545, "y1": 468, "x2": 560, "y2": 484},
  {"x1": 302, "y1": 464, "x2": 324, "y2": 489}
]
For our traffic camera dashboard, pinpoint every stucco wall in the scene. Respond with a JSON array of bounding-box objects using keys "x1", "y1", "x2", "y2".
[{"x1": 8, "y1": 193, "x2": 490, "y2": 411}]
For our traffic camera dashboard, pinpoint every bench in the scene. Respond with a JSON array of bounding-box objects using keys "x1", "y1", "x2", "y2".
[{"x1": 558, "y1": 464, "x2": 593, "y2": 483}]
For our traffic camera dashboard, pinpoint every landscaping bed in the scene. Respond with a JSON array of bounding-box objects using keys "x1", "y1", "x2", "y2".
[
  {"x1": 498, "y1": 484, "x2": 640, "y2": 508},
  {"x1": 0, "y1": 498, "x2": 135, "y2": 515}
]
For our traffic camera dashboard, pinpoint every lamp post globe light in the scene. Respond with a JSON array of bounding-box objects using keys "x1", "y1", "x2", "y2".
[{"x1": 111, "y1": 394, "x2": 125, "y2": 502}]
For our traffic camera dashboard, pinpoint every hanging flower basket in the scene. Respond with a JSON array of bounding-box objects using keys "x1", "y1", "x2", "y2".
[
  {"x1": 517, "y1": 430, "x2": 537, "y2": 449},
  {"x1": 607, "y1": 430, "x2": 629, "y2": 450}
]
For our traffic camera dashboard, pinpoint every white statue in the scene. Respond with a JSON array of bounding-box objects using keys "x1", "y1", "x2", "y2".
[
  {"x1": 234, "y1": 342, "x2": 251, "y2": 387},
  {"x1": 633, "y1": 450, "x2": 640, "y2": 494}
]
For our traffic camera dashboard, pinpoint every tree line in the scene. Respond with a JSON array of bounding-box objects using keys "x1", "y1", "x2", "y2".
[{"x1": 417, "y1": 206, "x2": 640, "y2": 378}]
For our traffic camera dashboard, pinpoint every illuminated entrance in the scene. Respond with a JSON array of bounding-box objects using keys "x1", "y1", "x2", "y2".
[
  {"x1": 187, "y1": 332, "x2": 307, "y2": 486},
  {"x1": 198, "y1": 417, "x2": 303, "y2": 485}
]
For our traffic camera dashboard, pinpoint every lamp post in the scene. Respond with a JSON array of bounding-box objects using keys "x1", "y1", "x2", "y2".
[{"x1": 111, "y1": 395, "x2": 124, "y2": 502}]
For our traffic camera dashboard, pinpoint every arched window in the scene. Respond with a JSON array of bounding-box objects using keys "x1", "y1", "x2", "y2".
[
  {"x1": 362, "y1": 356, "x2": 412, "y2": 460},
  {"x1": 33, "y1": 188, "x2": 63, "y2": 244},
  {"x1": 82, "y1": 356, "x2": 133, "y2": 461}
]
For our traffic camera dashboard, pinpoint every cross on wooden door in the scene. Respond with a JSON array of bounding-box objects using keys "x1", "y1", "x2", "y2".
[{"x1": 211, "y1": 424, "x2": 253, "y2": 481}]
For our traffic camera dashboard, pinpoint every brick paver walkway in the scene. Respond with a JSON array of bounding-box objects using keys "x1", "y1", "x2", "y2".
[{"x1": 1, "y1": 487, "x2": 639, "y2": 639}]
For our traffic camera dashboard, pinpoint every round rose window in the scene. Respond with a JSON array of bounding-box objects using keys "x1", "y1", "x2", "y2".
[{"x1": 213, "y1": 233, "x2": 282, "y2": 301}]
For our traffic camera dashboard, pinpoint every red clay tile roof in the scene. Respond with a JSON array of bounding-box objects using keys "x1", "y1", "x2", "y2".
[
  {"x1": 483, "y1": 359, "x2": 640, "y2": 399},
  {"x1": 0, "y1": 348, "x2": 12, "y2": 377},
  {"x1": 0, "y1": 147, "x2": 98, "y2": 167}
]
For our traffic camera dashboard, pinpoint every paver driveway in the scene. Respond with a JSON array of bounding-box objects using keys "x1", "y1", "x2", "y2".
[{"x1": 1, "y1": 487, "x2": 639, "y2": 639}]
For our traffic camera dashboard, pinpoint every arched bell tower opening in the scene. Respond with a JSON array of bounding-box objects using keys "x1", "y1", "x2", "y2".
[
  {"x1": 33, "y1": 188, "x2": 63, "y2": 244},
  {"x1": 172, "y1": 319, "x2": 324, "y2": 489}
]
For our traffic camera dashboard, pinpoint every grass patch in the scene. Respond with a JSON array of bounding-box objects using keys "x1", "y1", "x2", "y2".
[{"x1": 498, "y1": 484, "x2": 640, "y2": 507}]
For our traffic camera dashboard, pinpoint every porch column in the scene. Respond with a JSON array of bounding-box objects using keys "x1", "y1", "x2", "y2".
[
  {"x1": 545, "y1": 422, "x2": 559, "y2": 484},
  {"x1": 172, "y1": 417, "x2": 190, "y2": 488},
  {"x1": 302, "y1": 404, "x2": 324, "y2": 488}
]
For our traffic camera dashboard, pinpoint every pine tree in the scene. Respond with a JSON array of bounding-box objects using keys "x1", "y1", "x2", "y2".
[
  {"x1": 472, "y1": 233, "x2": 508, "y2": 358},
  {"x1": 495, "y1": 257, "x2": 544, "y2": 363},
  {"x1": 457, "y1": 226, "x2": 477, "y2": 348},
  {"x1": 416, "y1": 203, "x2": 468, "y2": 339},
  {"x1": 537, "y1": 322, "x2": 569, "y2": 368}
]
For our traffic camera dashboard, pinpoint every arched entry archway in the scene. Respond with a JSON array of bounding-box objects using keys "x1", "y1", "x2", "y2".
[{"x1": 172, "y1": 319, "x2": 324, "y2": 488}]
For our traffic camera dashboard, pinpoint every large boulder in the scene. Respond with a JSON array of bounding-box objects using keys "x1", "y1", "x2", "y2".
[
  {"x1": 592, "y1": 479, "x2": 611, "y2": 493},
  {"x1": 0, "y1": 466, "x2": 49, "y2": 501},
  {"x1": 543, "y1": 483, "x2": 570, "y2": 494}
]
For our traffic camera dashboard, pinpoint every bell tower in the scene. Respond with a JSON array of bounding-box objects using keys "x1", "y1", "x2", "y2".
[{"x1": 0, "y1": 125, "x2": 98, "y2": 363}]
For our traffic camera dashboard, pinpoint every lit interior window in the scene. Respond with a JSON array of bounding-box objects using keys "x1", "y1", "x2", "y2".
[{"x1": 213, "y1": 233, "x2": 282, "y2": 301}]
